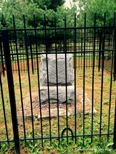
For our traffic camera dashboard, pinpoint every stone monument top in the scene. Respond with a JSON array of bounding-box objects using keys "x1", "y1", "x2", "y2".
[{"x1": 40, "y1": 54, "x2": 74, "y2": 86}]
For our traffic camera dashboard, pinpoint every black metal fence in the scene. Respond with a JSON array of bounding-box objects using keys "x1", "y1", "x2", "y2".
[
  {"x1": 0, "y1": 16, "x2": 116, "y2": 76},
  {"x1": 0, "y1": 12, "x2": 116, "y2": 153},
  {"x1": 0, "y1": 33, "x2": 115, "y2": 75}
]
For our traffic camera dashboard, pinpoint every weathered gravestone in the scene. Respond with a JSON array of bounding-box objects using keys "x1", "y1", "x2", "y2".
[
  {"x1": 40, "y1": 54, "x2": 76, "y2": 104},
  {"x1": 40, "y1": 54, "x2": 74, "y2": 85},
  {"x1": 17, "y1": 54, "x2": 97, "y2": 121}
]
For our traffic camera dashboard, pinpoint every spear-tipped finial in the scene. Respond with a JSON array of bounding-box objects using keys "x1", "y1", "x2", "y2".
[{"x1": 1, "y1": 14, "x2": 6, "y2": 27}]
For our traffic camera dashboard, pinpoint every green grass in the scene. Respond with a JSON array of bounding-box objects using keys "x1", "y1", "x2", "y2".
[
  {"x1": 0, "y1": 67, "x2": 115, "y2": 153},
  {"x1": 0, "y1": 127, "x2": 115, "y2": 153}
]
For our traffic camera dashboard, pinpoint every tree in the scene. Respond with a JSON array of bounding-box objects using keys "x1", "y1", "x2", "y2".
[
  {"x1": 0, "y1": 0, "x2": 77, "y2": 52},
  {"x1": 33, "y1": 0, "x2": 65, "y2": 11},
  {"x1": 78, "y1": 0, "x2": 116, "y2": 60}
]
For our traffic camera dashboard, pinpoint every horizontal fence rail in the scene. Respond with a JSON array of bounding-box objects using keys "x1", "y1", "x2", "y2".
[
  {"x1": 0, "y1": 12, "x2": 116, "y2": 154},
  {"x1": 0, "y1": 32, "x2": 115, "y2": 76}
]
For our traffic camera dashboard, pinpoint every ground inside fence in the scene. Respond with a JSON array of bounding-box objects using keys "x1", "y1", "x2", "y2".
[{"x1": 0, "y1": 59, "x2": 116, "y2": 144}]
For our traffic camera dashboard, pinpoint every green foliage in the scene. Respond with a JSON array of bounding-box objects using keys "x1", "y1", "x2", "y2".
[
  {"x1": 78, "y1": 0, "x2": 116, "y2": 60},
  {"x1": 78, "y1": 0, "x2": 116, "y2": 27},
  {"x1": 103, "y1": 100, "x2": 109, "y2": 105},
  {"x1": 33, "y1": 0, "x2": 65, "y2": 11},
  {"x1": 73, "y1": 0, "x2": 78, "y2": 2},
  {"x1": 1, "y1": 136, "x2": 115, "y2": 153},
  {"x1": 35, "y1": 121, "x2": 40, "y2": 125},
  {"x1": 78, "y1": 0, "x2": 116, "y2": 36},
  {"x1": 67, "y1": 99, "x2": 71, "y2": 104},
  {"x1": 0, "y1": 0, "x2": 77, "y2": 49},
  {"x1": 0, "y1": 142, "x2": 15, "y2": 153}
]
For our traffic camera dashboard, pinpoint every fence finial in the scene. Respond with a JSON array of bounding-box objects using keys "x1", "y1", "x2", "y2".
[{"x1": 1, "y1": 14, "x2": 6, "y2": 27}]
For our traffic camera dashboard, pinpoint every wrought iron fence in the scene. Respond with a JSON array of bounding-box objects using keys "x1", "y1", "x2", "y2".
[{"x1": 0, "y1": 12, "x2": 116, "y2": 153}]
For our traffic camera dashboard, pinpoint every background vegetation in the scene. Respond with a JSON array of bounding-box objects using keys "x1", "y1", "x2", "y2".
[{"x1": 0, "y1": 0, "x2": 116, "y2": 153}]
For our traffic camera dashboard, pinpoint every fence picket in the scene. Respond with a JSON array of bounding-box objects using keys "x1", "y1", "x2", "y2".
[{"x1": 1, "y1": 14, "x2": 20, "y2": 154}]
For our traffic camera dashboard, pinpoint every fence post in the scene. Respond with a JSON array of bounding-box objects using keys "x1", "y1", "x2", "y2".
[
  {"x1": 0, "y1": 35, "x2": 5, "y2": 76},
  {"x1": 114, "y1": 99, "x2": 116, "y2": 149},
  {"x1": 1, "y1": 14, "x2": 20, "y2": 154},
  {"x1": 98, "y1": 31, "x2": 102, "y2": 72},
  {"x1": 114, "y1": 12, "x2": 116, "y2": 81},
  {"x1": 114, "y1": 45, "x2": 116, "y2": 81},
  {"x1": 29, "y1": 33, "x2": 34, "y2": 74}
]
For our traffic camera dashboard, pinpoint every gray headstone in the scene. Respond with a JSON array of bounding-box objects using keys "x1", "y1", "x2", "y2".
[
  {"x1": 40, "y1": 54, "x2": 74, "y2": 86},
  {"x1": 40, "y1": 85, "x2": 76, "y2": 104}
]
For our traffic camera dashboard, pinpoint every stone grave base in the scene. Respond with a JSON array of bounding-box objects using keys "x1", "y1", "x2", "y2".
[
  {"x1": 17, "y1": 88, "x2": 97, "y2": 121},
  {"x1": 40, "y1": 85, "x2": 75, "y2": 104}
]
